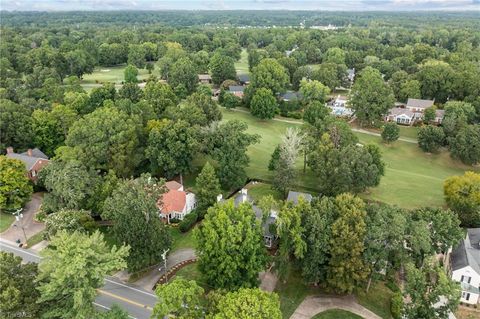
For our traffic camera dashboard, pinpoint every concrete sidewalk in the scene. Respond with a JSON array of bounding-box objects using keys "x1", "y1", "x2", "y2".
[{"x1": 290, "y1": 295, "x2": 382, "y2": 319}]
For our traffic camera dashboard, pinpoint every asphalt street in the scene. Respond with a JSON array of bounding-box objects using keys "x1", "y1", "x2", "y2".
[{"x1": 0, "y1": 239, "x2": 156, "y2": 319}]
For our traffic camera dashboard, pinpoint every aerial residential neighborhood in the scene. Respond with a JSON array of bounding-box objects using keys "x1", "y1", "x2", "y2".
[{"x1": 0, "y1": 2, "x2": 480, "y2": 319}]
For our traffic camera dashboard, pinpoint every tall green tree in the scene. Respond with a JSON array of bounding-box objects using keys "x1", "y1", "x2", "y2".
[
  {"x1": 212, "y1": 288, "x2": 282, "y2": 319},
  {"x1": 44, "y1": 209, "x2": 96, "y2": 239},
  {"x1": 210, "y1": 120, "x2": 260, "y2": 190},
  {"x1": 299, "y1": 79, "x2": 330, "y2": 104},
  {"x1": 327, "y1": 194, "x2": 368, "y2": 294},
  {"x1": 209, "y1": 52, "x2": 237, "y2": 85},
  {"x1": 127, "y1": 44, "x2": 146, "y2": 69},
  {"x1": 169, "y1": 57, "x2": 198, "y2": 94},
  {"x1": 450, "y1": 125, "x2": 480, "y2": 165},
  {"x1": 195, "y1": 162, "x2": 222, "y2": 219},
  {"x1": 102, "y1": 175, "x2": 171, "y2": 272},
  {"x1": 381, "y1": 122, "x2": 400, "y2": 143},
  {"x1": 195, "y1": 201, "x2": 267, "y2": 290},
  {"x1": 0, "y1": 156, "x2": 33, "y2": 212},
  {"x1": 444, "y1": 171, "x2": 480, "y2": 227},
  {"x1": 37, "y1": 231, "x2": 129, "y2": 319},
  {"x1": 124, "y1": 64, "x2": 138, "y2": 83},
  {"x1": 0, "y1": 252, "x2": 40, "y2": 318},
  {"x1": 146, "y1": 119, "x2": 198, "y2": 179},
  {"x1": 152, "y1": 277, "x2": 204, "y2": 319},
  {"x1": 323, "y1": 47, "x2": 346, "y2": 65},
  {"x1": 250, "y1": 88, "x2": 277, "y2": 120},
  {"x1": 416, "y1": 60, "x2": 454, "y2": 103},
  {"x1": 417, "y1": 125, "x2": 445, "y2": 153},
  {"x1": 143, "y1": 81, "x2": 177, "y2": 118},
  {"x1": 251, "y1": 58, "x2": 289, "y2": 95},
  {"x1": 0, "y1": 99, "x2": 33, "y2": 152},
  {"x1": 349, "y1": 66, "x2": 395, "y2": 126},
  {"x1": 64, "y1": 107, "x2": 140, "y2": 177}
]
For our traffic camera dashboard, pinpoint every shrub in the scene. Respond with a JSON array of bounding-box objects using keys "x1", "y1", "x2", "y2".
[
  {"x1": 418, "y1": 125, "x2": 445, "y2": 153},
  {"x1": 287, "y1": 111, "x2": 302, "y2": 119},
  {"x1": 390, "y1": 291, "x2": 403, "y2": 319},
  {"x1": 386, "y1": 280, "x2": 400, "y2": 292},
  {"x1": 179, "y1": 210, "x2": 198, "y2": 233},
  {"x1": 381, "y1": 122, "x2": 400, "y2": 143},
  {"x1": 169, "y1": 218, "x2": 181, "y2": 224}
]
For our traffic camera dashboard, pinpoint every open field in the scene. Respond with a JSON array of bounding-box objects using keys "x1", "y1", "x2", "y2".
[
  {"x1": 313, "y1": 309, "x2": 363, "y2": 319},
  {"x1": 235, "y1": 48, "x2": 249, "y2": 75},
  {"x1": 221, "y1": 108, "x2": 478, "y2": 208},
  {"x1": 81, "y1": 65, "x2": 156, "y2": 84}
]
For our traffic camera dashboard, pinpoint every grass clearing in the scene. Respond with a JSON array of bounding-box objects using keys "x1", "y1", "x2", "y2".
[
  {"x1": 355, "y1": 281, "x2": 393, "y2": 319},
  {"x1": 0, "y1": 213, "x2": 15, "y2": 233},
  {"x1": 221, "y1": 108, "x2": 478, "y2": 208},
  {"x1": 235, "y1": 48, "x2": 249, "y2": 75},
  {"x1": 80, "y1": 64, "x2": 158, "y2": 89},
  {"x1": 246, "y1": 182, "x2": 283, "y2": 202},
  {"x1": 170, "y1": 226, "x2": 197, "y2": 252},
  {"x1": 27, "y1": 230, "x2": 45, "y2": 247},
  {"x1": 313, "y1": 309, "x2": 363, "y2": 319}
]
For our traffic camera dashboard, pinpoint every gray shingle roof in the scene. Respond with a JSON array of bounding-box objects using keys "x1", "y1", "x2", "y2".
[
  {"x1": 387, "y1": 107, "x2": 415, "y2": 118},
  {"x1": 451, "y1": 228, "x2": 480, "y2": 275},
  {"x1": 238, "y1": 74, "x2": 250, "y2": 83},
  {"x1": 287, "y1": 191, "x2": 313, "y2": 205},
  {"x1": 229, "y1": 85, "x2": 245, "y2": 93},
  {"x1": 21, "y1": 148, "x2": 48, "y2": 159},
  {"x1": 406, "y1": 98, "x2": 434, "y2": 109},
  {"x1": 233, "y1": 192, "x2": 276, "y2": 238},
  {"x1": 5, "y1": 148, "x2": 49, "y2": 171}
]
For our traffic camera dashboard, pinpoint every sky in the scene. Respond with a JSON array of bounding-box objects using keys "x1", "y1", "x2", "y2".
[{"x1": 1, "y1": 0, "x2": 479, "y2": 11}]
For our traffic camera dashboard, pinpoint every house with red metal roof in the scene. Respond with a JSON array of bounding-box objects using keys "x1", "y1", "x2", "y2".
[{"x1": 158, "y1": 181, "x2": 196, "y2": 224}]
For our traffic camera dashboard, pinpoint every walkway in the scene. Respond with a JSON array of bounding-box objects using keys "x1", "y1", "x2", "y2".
[
  {"x1": 228, "y1": 108, "x2": 418, "y2": 144},
  {"x1": 0, "y1": 193, "x2": 45, "y2": 245},
  {"x1": 132, "y1": 248, "x2": 197, "y2": 291},
  {"x1": 290, "y1": 295, "x2": 382, "y2": 319}
]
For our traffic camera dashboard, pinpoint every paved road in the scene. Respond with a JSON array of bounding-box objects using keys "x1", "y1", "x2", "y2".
[
  {"x1": 0, "y1": 239, "x2": 156, "y2": 319},
  {"x1": 227, "y1": 108, "x2": 418, "y2": 144},
  {"x1": 290, "y1": 295, "x2": 381, "y2": 319},
  {"x1": 1, "y1": 193, "x2": 45, "y2": 244}
]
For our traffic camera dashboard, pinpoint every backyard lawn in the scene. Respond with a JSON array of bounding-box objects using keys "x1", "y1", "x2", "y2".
[
  {"x1": 313, "y1": 309, "x2": 363, "y2": 319},
  {"x1": 221, "y1": 108, "x2": 478, "y2": 209},
  {"x1": 170, "y1": 226, "x2": 197, "y2": 252},
  {"x1": 235, "y1": 48, "x2": 249, "y2": 75}
]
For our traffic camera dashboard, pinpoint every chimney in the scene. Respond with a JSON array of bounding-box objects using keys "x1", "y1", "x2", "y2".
[
  {"x1": 6, "y1": 147, "x2": 13, "y2": 154},
  {"x1": 27, "y1": 149, "x2": 33, "y2": 156},
  {"x1": 216, "y1": 194, "x2": 223, "y2": 202},
  {"x1": 240, "y1": 188, "x2": 248, "y2": 203}
]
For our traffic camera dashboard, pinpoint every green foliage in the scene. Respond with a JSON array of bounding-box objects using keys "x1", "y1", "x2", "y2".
[
  {"x1": 350, "y1": 66, "x2": 395, "y2": 126},
  {"x1": 37, "y1": 230, "x2": 129, "y2": 319},
  {"x1": 102, "y1": 176, "x2": 171, "y2": 272},
  {"x1": 185, "y1": 93, "x2": 222, "y2": 125},
  {"x1": 450, "y1": 124, "x2": 480, "y2": 165},
  {"x1": 444, "y1": 171, "x2": 480, "y2": 227},
  {"x1": 390, "y1": 291, "x2": 403, "y2": 319},
  {"x1": 44, "y1": 209, "x2": 96, "y2": 239},
  {"x1": 169, "y1": 57, "x2": 198, "y2": 94},
  {"x1": 0, "y1": 99, "x2": 33, "y2": 152},
  {"x1": 417, "y1": 60, "x2": 454, "y2": 103},
  {"x1": 209, "y1": 52, "x2": 237, "y2": 85},
  {"x1": 97, "y1": 304, "x2": 130, "y2": 319},
  {"x1": 127, "y1": 44, "x2": 146, "y2": 69},
  {"x1": 144, "y1": 81, "x2": 177, "y2": 118},
  {"x1": 323, "y1": 47, "x2": 346, "y2": 65},
  {"x1": 146, "y1": 119, "x2": 199, "y2": 178},
  {"x1": 299, "y1": 79, "x2": 330, "y2": 104},
  {"x1": 64, "y1": 107, "x2": 140, "y2": 177},
  {"x1": 311, "y1": 63, "x2": 343, "y2": 91},
  {"x1": 0, "y1": 156, "x2": 33, "y2": 212},
  {"x1": 212, "y1": 288, "x2": 282, "y2": 319},
  {"x1": 417, "y1": 125, "x2": 445, "y2": 153},
  {"x1": 327, "y1": 194, "x2": 368, "y2": 294},
  {"x1": 152, "y1": 277, "x2": 204, "y2": 319},
  {"x1": 179, "y1": 210, "x2": 198, "y2": 233},
  {"x1": 124, "y1": 64, "x2": 138, "y2": 83},
  {"x1": 303, "y1": 101, "x2": 330, "y2": 126},
  {"x1": 442, "y1": 101, "x2": 476, "y2": 139},
  {"x1": 268, "y1": 145, "x2": 281, "y2": 171},
  {"x1": 118, "y1": 82, "x2": 143, "y2": 103},
  {"x1": 423, "y1": 106, "x2": 436, "y2": 124},
  {"x1": 0, "y1": 252, "x2": 40, "y2": 318},
  {"x1": 221, "y1": 92, "x2": 241, "y2": 109},
  {"x1": 250, "y1": 88, "x2": 277, "y2": 120},
  {"x1": 399, "y1": 79, "x2": 421, "y2": 103},
  {"x1": 195, "y1": 162, "x2": 222, "y2": 218},
  {"x1": 251, "y1": 58, "x2": 289, "y2": 95},
  {"x1": 210, "y1": 120, "x2": 260, "y2": 190},
  {"x1": 381, "y1": 122, "x2": 400, "y2": 143},
  {"x1": 195, "y1": 201, "x2": 267, "y2": 290}
]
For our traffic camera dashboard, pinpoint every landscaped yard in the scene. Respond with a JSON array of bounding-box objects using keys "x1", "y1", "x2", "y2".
[
  {"x1": 235, "y1": 48, "x2": 249, "y2": 75},
  {"x1": 0, "y1": 212, "x2": 15, "y2": 233},
  {"x1": 170, "y1": 226, "x2": 197, "y2": 252},
  {"x1": 313, "y1": 309, "x2": 363, "y2": 319},
  {"x1": 221, "y1": 108, "x2": 478, "y2": 209},
  {"x1": 245, "y1": 182, "x2": 282, "y2": 202},
  {"x1": 355, "y1": 281, "x2": 394, "y2": 319}
]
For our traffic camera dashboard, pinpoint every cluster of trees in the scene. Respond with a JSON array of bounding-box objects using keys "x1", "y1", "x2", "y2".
[
  {"x1": 444, "y1": 171, "x2": 480, "y2": 227},
  {"x1": 0, "y1": 156, "x2": 33, "y2": 212}
]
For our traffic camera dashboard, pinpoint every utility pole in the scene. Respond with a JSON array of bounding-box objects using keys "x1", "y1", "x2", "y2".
[
  {"x1": 14, "y1": 208, "x2": 28, "y2": 247},
  {"x1": 161, "y1": 249, "x2": 170, "y2": 283}
]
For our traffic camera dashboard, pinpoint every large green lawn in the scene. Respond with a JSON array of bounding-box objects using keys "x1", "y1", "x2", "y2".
[
  {"x1": 80, "y1": 64, "x2": 158, "y2": 87},
  {"x1": 313, "y1": 309, "x2": 363, "y2": 319},
  {"x1": 235, "y1": 49, "x2": 249, "y2": 75},
  {"x1": 221, "y1": 108, "x2": 478, "y2": 208}
]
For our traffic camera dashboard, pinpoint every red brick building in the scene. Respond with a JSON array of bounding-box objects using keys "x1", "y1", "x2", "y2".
[{"x1": 6, "y1": 147, "x2": 50, "y2": 182}]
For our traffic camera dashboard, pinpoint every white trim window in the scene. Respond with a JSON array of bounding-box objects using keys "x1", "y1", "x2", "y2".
[
  {"x1": 461, "y1": 275, "x2": 472, "y2": 284},
  {"x1": 462, "y1": 292, "x2": 471, "y2": 301}
]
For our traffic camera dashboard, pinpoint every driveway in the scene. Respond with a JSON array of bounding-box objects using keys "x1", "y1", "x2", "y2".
[
  {"x1": 131, "y1": 248, "x2": 197, "y2": 291},
  {"x1": 0, "y1": 193, "x2": 45, "y2": 245},
  {"x1": 290, "y1": 295, "x2": 382, "y2": 319}
]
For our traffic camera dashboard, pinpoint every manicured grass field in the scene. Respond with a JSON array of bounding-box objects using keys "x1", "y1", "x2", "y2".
[
  {"x1": 313, "y1": 309, "x2": 363, "y2": 319},
  {"x1": 0, "y1": 213, "x2": 15, "y2": 233},
  {"x1": 80, "y1": 64, "x2": 158, "y2": 87},
  {"x1": 169, "y1": 226, "x2": 197, "y2": 252},
  {"x1": 246, "y1": 182, "x2": 283, "y2": 202},
  {"x1": 221, "y1": 108, "x2": 478, "y2": 208},
  {"x1": 235, "y1": 48, "x2": 249, "y2": 75}
]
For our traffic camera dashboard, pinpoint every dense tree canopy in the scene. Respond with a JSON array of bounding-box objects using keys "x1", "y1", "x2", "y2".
[
  {"x1": 0, "y1": 156, "x2": 33, "y2": 212},
  {"x1": 444, "y1": 171, "x2": 480, "y2": 227}
]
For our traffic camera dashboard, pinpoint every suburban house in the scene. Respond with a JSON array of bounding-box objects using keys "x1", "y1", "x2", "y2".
[
  {"x1": 329, "y1": 95, "x2": 354, "y2": 117},
  {"x1": 385, "y1": 107, "x2": 416, "y2": 125},
  {"x1": 229, "y1": 85, "x2": 245, "y2": 98},
  {"x1": 385, "y1": 98, "x2": 444, "y2": 125},
  {"x1": 347, "y1": 68, "x2": 355, "y2": 83},
  {"x1": 158, "y1": 180, "x2": 196, "y2": 224},
  {"x1": 238, "y1": 74, "x2": 250, "y2": 85},
  {"x1": 450, "y1": 228, "x2": 480, "y2": 305},
  {"x1": 286, "y1": 191, "x2": 313, "y2": 205},
  {"x1": 233, "y1": 189, "x2": 277, "y2": 248},
  {"x1": 5, "y1": 147, "x2": 50, "y2": 182},
  {"x1": 198, "y1": 74, "x2": 212, "y2": 84}
]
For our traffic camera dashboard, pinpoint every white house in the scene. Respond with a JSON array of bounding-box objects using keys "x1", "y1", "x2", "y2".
[
  {"x1": 385, "y1": 107, "x2": 415, "y2": 125},
  {"x1": 158, "y1": 181, "x2": 196, "y2": 223},
  {"x1": 405, "y1": 98, "x2": 434, "y2": 120},
  {"x1": 329, "y1": 95, "x2": 354, "y2": 117},
  {"x1": 450, "y1": 228, "x2": 480, "y2": 305}
]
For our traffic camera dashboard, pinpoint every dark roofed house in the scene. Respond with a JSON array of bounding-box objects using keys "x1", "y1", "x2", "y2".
[
  {"x1": 280, "y1": 91, "x2": 299, "y2": 102},
  {"x1": 233, "y1": 189, "x2": 277, "y2": 248},
  {"x1": 450, "y1": 228, "x2": 480, "y2": 305},
  {"x1": 238, "y1": 74, "x2": 250, "y2": 85},
  {"x1": 287, "y1": 191, "x2": 313, "y2": 205},
  {"x1": 5, "y1": 147, "x2": 50, "y2": 182},
  {"x1": 198, "y1": 74, "x2": 212, "y2": 84},
  {"x1": 406, "y1": 98, "x2": 435, "y2": 120},
  {"x1": 229, "y1": 85, "x2": 245, "y2": 98}
]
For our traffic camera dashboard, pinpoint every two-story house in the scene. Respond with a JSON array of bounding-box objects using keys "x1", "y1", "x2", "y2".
[
  {"x1": 5, "y1": 147, "x2": 50, "y2": 182},
  {"x1": 450, "y1": 228, "x2": 480, "y2": 305}
]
